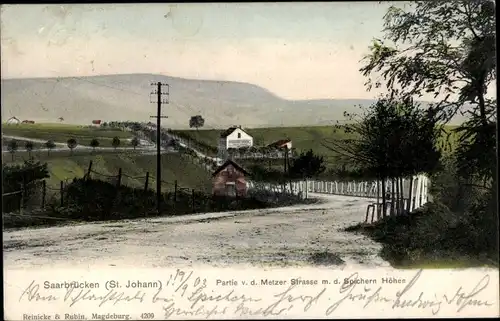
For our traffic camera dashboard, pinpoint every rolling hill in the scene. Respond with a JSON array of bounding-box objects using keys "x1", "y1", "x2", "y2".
[{"x1": 1, "y1": 73, "x2": 468, "y2": 128}]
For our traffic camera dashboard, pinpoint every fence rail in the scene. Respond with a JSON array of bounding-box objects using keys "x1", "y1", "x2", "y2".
[{"x1": 246, "y1": 174, "x2": 430, "y2": 224}]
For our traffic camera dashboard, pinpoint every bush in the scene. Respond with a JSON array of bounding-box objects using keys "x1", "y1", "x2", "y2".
[
  {"x1": 351, "y1": 198, "x2": 498, "y2": 267},
  {"x1": 2, "y1": 160, "x2": 49, "y2": 213}
]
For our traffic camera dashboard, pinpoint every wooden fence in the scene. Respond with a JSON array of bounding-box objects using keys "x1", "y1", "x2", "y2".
[{"x1": 2, "y1": 160, "x2": 202, "y2": 214}]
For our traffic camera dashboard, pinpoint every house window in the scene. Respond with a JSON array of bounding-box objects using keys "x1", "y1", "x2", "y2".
[{"x1": 237, "y1": 133, "x2": 241, "y2": 138}]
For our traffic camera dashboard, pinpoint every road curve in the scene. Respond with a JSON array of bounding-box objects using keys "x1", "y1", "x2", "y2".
[{"x1": 3, "y1": 193, "x2": 390, "y2": 270}]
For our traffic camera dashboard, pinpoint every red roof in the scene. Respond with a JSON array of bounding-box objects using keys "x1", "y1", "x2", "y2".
[
  {"x1": 212, "y1": 159, "x2": 250, "y2": 177},
  {"x1": 267, "y1": 139, "x2": 291, "y2": 148}
]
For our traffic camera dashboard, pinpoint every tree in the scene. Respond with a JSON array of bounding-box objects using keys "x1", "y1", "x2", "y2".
[
  {"x1": 130, "y1": 137, "x2": 140, "y2": 150},
  {"x1": 2, "y1": 159, "x2": 50, "y2": 212},
  {"x1": 360, "y1": 0, "x2": 496, "y2": 186},
  {"x1": 322, "y1": 95, "x2": 442, "y2": 217},
  {"x1": 131, "y1": 123, "x2": 142, "y2": 132},
  {"x1": 67, "y1": 138, "x2": 78, "y2": 156},
  {"x1": 7, "y1": 140, "x2": 18, "y2": 161},
  {"x1": 189, "y1": 115, "x2": 205, "y2": 131},
  {"x1": 24, "y1": 141, "x2": 34, "y2": 158},
  {"x1": 90, "y1": 138, "x2": 100, "y2": 153},
  {"x1": 227, "y1": 148, "x2": 236, "y2": 159},
  {"x1": 289, "y1": 149, "x2": 326, "y2": 179},
  {"x1": 167, "y1": 138, "x2": 179, "y2": 149},
  {"x1": 112, "y1": 136, "x2": 121, "y2": 151},
  {"x1": 44, "y1": 140, "x2": 56, "y2": 156}
]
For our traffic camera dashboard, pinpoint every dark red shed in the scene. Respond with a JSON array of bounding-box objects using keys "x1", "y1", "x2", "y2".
[{"x1": 212, "y1": 160, "x2": 250, "y2": 197}]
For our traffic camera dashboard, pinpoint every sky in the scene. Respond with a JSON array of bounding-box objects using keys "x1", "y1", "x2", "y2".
[{"x1": 0, "y1": 2, "x2": 495, "y2": 101}]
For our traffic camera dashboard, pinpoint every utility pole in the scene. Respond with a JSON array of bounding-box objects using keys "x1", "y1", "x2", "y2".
[{"x1": 150, "y1": 82, "x2": 169, "y2": 214}]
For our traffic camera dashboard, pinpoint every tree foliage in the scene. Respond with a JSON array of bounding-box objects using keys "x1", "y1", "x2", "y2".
[
  {"x1": 189, "y1": 115, "x2": 205, "y2": 130},
  {"x1": 7, "y1": 139, "x2": 19, "y2": 161},
  {"x1": 2, "y1": 159, "x2": 49, "y2": 192},
  {"x1": 24, "y1": 141, "x2": 34, "y2": 158},
  {"x1": 289, "y1": 149, "x2": 326, "y2": 179},
  {"x1": 67, "y1": 138, "x2": 78, "y2": 155},
  {"x1": 44, "y1": 140, "x2": 56, "y2": 156},
  {"x1": 130, "y1": 137, "x2": 140, "y2": 150},
  {"x1": 324, "y1": 96, "x2": 442, "y2": 179},
  {"x1": 360, "y1": 0, "x2": 496, "y2": 185},
  {"x1": 2, "y1": 159, "x2": 50, "y2": 212},
  {"x1": 90, "y1": 138, "x2": 100, "y2": 152},
  {"x1": 361, "y1": 0, "x2": 496, "y2": 121},
  {"x1": 112, "y1": 136, "x2": 121, "y2": 150}
]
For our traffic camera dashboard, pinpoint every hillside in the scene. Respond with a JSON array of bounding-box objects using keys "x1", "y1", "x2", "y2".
[
  {"x1": 1, "y1": 74, "x2": 468, "y2": 129},
  {"x1": 2, "y1": 151, "x2": 213, "y2": 193}
]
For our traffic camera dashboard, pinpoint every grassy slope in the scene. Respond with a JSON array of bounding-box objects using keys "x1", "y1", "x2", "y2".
[
  {"x1": 174, "y1": 125, "x2": 460, "y2": 164},
  {"x1": 2, "y1": 123, "x2": 133, "y2": 147},
  {"x1": 3, "y1": 151, "x2": 213, "y2": 194}
]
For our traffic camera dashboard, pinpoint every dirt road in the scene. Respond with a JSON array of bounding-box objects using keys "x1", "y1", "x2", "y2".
[{"x1": 3, "y1": 194, "x2": 390, "y2": 269}]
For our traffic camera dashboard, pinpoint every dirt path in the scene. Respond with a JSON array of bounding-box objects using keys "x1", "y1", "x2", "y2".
[{"x1": 3, "y1": 194, "x2": 390, "y2": 269}]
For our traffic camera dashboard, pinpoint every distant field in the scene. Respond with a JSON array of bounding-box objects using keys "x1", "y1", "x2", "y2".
[
  {"x1": 173, "y1": 125, "x2": 459, "y2": 165},
  {"x1": 1, "y1": 123, "x2": 133, "y2": 147},
  {"x1": 174, "y1": 126, "x2": 355, "y2": 163},
  {"x1": 2, "y1": 151, "x2": 212, "y2": 193}
]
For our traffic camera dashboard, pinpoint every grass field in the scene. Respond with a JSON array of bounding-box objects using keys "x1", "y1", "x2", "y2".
[
  {"x1": 173, "y1": 125, "x2": 460, "y2": 165},
  {"x1": 2, "y1": 123, "x2": 133, "y2": 147},
  {"x1": 3, "y1": 150, "x2": 213, "y2": 193}
]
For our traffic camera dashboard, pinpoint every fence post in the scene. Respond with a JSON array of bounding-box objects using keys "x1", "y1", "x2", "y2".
[
  {"x1": 41, "y1": 180, "x2": 46, "y2": 209},
  {"x1": 144, "y1": 172, "x2": 149, "y2": 192},
  {"x1": 191, "y1": 189, "x2": 195, "y2": 212},
  {"x1": 22, "y1": 171, "x2": 27, "y2": 200},
  {"x1": 117, "y1": 168, "x2": 122, "y2": 187},
  {"x1": 87, "y1": 160, "x2": 93, "y2": 180},
  {"x1": 60, "y1": 181, "x2": 64, "y2": 207},
  {"x1": 174, "y1": 180, "x2": 178, "y2": 202}
]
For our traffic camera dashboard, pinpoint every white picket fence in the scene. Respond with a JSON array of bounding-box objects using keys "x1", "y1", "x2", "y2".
[{"x1": 246, "y1": 174, "x2": 430, "y2": 223}]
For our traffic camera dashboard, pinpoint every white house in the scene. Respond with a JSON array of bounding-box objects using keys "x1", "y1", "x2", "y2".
[
  {"x1": 217, "y1": 126, "x2": 253, "y2": 160},
  {"x1": 6, "y1": 116, "x2": 20, "y2": 125}
]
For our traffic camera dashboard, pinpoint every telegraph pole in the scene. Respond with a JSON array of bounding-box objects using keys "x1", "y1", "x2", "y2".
[{"x1": 150, "y1": 82, "x2": 169, "y2": 214}]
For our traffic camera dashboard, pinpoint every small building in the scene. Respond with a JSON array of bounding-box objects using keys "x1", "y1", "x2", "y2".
[
  {"x1": 267, "y1": 139, "x2": 292, "y2": 150},
  {"x1": 22, "y1": 120, "x2": 35, "y2": 124},
  {"x1": 92, "y1": 119, "x2": 102, "y2": 125},
  {"x1": 217, "y1": 126, "x2": 253, "y2": 160},
  {"x1": 6, "y1": 117, "x2": 20, "y2": 125},
  {"x1": 212, "y1": 159, "x2": 250, "y2": 197}
]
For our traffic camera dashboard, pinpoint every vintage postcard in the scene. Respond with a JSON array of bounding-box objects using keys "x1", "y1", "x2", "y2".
[{"x1": 2, "y1": 2, "x2": 498, "y2": 320}]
